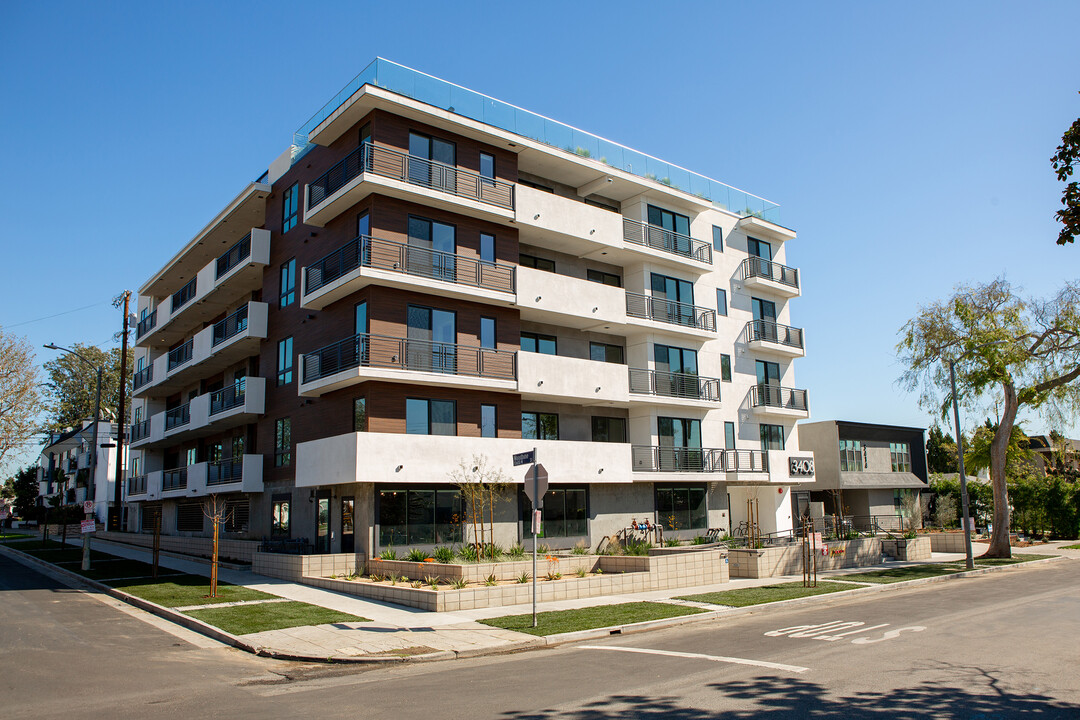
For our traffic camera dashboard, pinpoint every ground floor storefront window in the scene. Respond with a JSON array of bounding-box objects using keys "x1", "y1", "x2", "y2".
[
  {"x1": 655, "y1": 484, "x2": 707, "y2": 531},
  {"x1": 521, "y1": 486, "x2": 588, "y2": 538},
  {"x1": 378, "y1": 487, "x2": 463, "y2": 546}
]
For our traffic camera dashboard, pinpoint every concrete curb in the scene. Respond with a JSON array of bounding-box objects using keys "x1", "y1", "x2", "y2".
[{"x1": 1, "y1": 540, "x2": 1067, "y2": 665}]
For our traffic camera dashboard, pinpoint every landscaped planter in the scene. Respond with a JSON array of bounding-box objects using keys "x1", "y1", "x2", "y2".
[
  {"x1": 881, "y1": 536, "x2": 932, "y2": 561},
  {"x1": 729, "y1": 537, "x2": 882, "y2": 579},
  {"x1": 366, "y1": 555, "x2": 598, "y2": 583},
  {"x1": 252, "y1": 551, "x2": 362, "y2": 580}
]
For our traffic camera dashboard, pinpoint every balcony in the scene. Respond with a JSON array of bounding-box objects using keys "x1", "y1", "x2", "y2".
[
  {"x1": 750, "y1": 384, "x2": 809, "y2": 418},
  {"x1": 622, "y1": 218, "x2": 711, "y2": 265},
  {"x1": 134, "y1": 302, "x2": 268, "y2": 397},
  {"x1": 722, "y1": 449, "x2": 771, "y2": 479},
  {"x1": 745, "y1": 320, "x2": 805, "y2": 358},
  {"x1": 161, "y1": 466, "x2": 188, "y2": 493},
  {"x1": 741, "y1": 257, "x2": 800, "y2": 298},
  {"x1": 137, "y1": 229, "x2": 270, "y2": 349},
  {"x1": 628, "y1": 368, "x2": 721, "y2": 406},
  {"x1": 133, "y1": 365, "x2": 153, "y2": 391},
  {"x1": 126, "y1": 474, "x2": 148, "y2": 498},
  {"x1": 142, "y1": 455, "x2": 263, "y2": 500},
  {"x1": 130, "y1": 378, "x2": 266, "y2": 449},
  {"x1": 129, "y1": 419, "x2": 151, "y2": 443},
  {"x1": 517, "y1": 353, "x2": 628, "y2": 405},
  {"x1": 626, "y1": 292, "x2": 716, "y2": 337},
  {"x1": 300, "y1": 332, "x2": 517, "y2": 397},
  {"x1": 302, "y1": 234, "x2": 515, "y2": 311},
  {"x1": 304, "y1": 142, "x2": 515, "y2": 228},
  {"x1": 631, "y1": 446, "x2": 725, "y2": 473},
  {"x1": 516, "y1": 267, "x2": 626, "y2": 330}
]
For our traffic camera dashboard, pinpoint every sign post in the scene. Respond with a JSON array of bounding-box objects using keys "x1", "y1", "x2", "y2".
[{"x1": 515, "y1": 449, "x2": 549, "y2": 628}]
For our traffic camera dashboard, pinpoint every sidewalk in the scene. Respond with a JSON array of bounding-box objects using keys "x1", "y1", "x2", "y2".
[{"x1": 16, "y1": 532, "x2": 1073, "y2": 662}]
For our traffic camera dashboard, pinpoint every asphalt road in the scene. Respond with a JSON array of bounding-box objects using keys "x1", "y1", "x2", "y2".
[{"x1": 2, "y1": 554, "x2": 1079, "y2": 719}]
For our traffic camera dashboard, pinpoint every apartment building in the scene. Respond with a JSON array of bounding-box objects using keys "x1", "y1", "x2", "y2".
[
  {"x1": 35, "y1": 420, "x2": 119, "y2": 523},
  {"x1": 125, "y1": 59, "x2": 812, "y2": 555}
]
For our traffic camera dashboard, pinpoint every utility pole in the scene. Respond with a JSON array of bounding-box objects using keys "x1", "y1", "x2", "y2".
[{"x1": 111, "y1": 291, "x2": 131, "y2": 531}]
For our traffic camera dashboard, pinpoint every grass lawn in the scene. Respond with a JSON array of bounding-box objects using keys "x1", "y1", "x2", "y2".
[
  {"x1": 478, "y1": 601, "x2": 706, "y2": 637},
  {"x1": 0, "y1": 532, "x2": 34, "y2": 540},
  {"x1": 184, "y1": 601, "x2": 369, "y2": 635},
  {"x1": 676, "y1": 581, "x2": 854, "y2": 607},
  {"x1": 945, "y1": 553, "x2": 1055, "y2": 567},
  {"x1": 112, "y1": 574, "x2": 278, "y2": 607},
  {"x1": 837, "y1": 565, "x2": 963, "y2": 584},
  {"x1": 1062, "y1": 544, "x2": 1080, "y2": 550}
]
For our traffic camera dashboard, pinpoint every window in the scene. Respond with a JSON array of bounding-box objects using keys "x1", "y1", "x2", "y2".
[
  {"x1": 408, "y1": 216, "x2": 456, "y2": 280},
  {"x1": 760, "y1": 424, "x2": 785, "y2": 451},
  {"x1": 890, "y1": 442, "x2": 912, "y2": 472},
  {"x1": 176, "y1": 502, "x2": 204, "y2": 532},
  {"x1": 274, "y1": 418, "x2": 291, "y2": 467},
  {"x1": 480, "y1": 233, "x2": 495, "y2": 264},
  {"x1": 748, "y1": 237, "x2": 772, "y2": 260},
  {"x1": 479, "y1": 152, "x2": 495, "y2": 183},
  {"x1": 840, "y1": 440, "x2": 864, "y2": 471},
  {"x1": 520, "y1": 331, "x2": 557, "y2": 355},
  {"x1": 406, "y1": 398, "x2": 456, "y2": 436},
  {"x1": 716, "y1": 289, "x2": 727, "y2": 317},
  {"x1": 525, "y1": 487, "x2": 587, "y2": 538},
  {"x1": 356, "y1": 210, "x2": 370, "y2": 238},
  {"x1": 184, "y1": 447, "x2": 197, "y2": 466},
  {"x1": 522, "y1": 412, "x2": 559, "y2": 440},
  {"x1": 480, "y1": 317, "x2": 496, "y2": 349},
  {"x1": 712, "y1": 225, "x2": 724, "y2": 253},
  {"x1": 647, "y1": 204, "x2": 691, "y2": 247},
  {"x1": 224, "y1": 500, "x2": 249, "y2": 533},
  {"x1": 590, "y1": 342, "x2": 624, "y2": 364},
  {"x1": 591, "y1": 416, "x2": 627, "y2": 443},
  {"x1": 519, "y1": 253, "x2": 555, "y2": 273},
  {"x1": 353, "y1": 398, "x2": 367, "y2": 432},
  {"x1": 724, "y1": 422, "x2": 736, "y2": 450},
  {"x1": 481, "y1": 404, "x2": 497, "y2": 438},
  {"x1": 655, "y1": 485, "x2": 707, "y2": 531},
  {"x1": 355, "y1": 301, "x2": 367, "y2": 335},
  {"x1": 587, "y1": 269, "x2": 622, "y2": 287},
  {"x1": 720, "y1": 354, "x2": 732, "y2": 382},
  {"x1": 282, "y1": 183, "x2": 298, "y2": 232},
  {"x1": 408, "y1": 305, "x2": 456, "y2": 373},
  {"x1": 379, "y1": 487, "x2": 463, "y2": 545},
  {"x1": 358, "y1": 122, "x2": 371, "y2": 147},
  {"x1": 280, "y1": 259, "x2": 296, "y2": 307},
  {"x1": 277, "y1": 337, "x2": 293, "y2": 385}
]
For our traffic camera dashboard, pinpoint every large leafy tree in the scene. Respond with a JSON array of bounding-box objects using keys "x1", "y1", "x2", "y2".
[
  {"x1": 1051, "y1": 97, "x2": 1080, "y2": 246},
  {"x1": 899, "y1": 277, "x2": 1080, "y2": 557},
  {"x1": 9, "y1": 465, "x2": 39, "y2": 518},
  {"x1": 926, "y1": 425, "x2": 958, "y2": 473},
  {"x1": 41, "y1": 344, "x2": 132, "y2": 432},
  {"x1": 964, "y1": 419, "x2": 1034, "y2": 477},
  {"x1": 0, "y1": 327, "x2": 40, "y2": 469}
]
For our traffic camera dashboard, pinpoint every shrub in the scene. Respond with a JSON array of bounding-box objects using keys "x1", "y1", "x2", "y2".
[
  {"x1": 575, "y1": 567, "x2": 587, "y2": 578},
  {"x1": 691, "y1": 536, "x2": 708, "y2": 545},
  {"x1": 507, "y1": 543, "x2": 526, "y2": 559},
  {"x1": 450, "y1": 578, "x2": 468, "y2": 590},
  {"x1": 484, "y1": 574, "x2": 498, "y2": 586},
  {"x1": 432, "y1": 546, "x2": 456, "y2": 564},
  {"x1": 665, "y1": 537, "x2": 681, "y2": 547},
  {"x1": 483, "y1": 543, "x2": 504, "y2": 561},
  {"x1": 411, "y1": 580, "x2": 423, "y2": 589},
  {"x1": 368, "y1": 573, "x2": 384, "y2": 583},
  {"x1": 624, "y1": 539, "x2": 651, "y2": 556},
  {"x1": 425, "y1": 576, "x2": 440, "y2": 590},
  {"x1": 571, "y1": 541, "x2": 589, "y2": 555},
  {"x1": 458, "y1": 545, "x2": 478, "y2": 562},
  {"x1": 537, "y1": 543, "x2": 550, "y2": 554},
  {"x1": 379, "y1": 548, "x2": 398, "y2": 560},
  {"x1": 406, "y1": 548, "x2": 428, "y2": 562},
  {"x1": 515, "y1": 571, "x2": 531, "y2": 583}
]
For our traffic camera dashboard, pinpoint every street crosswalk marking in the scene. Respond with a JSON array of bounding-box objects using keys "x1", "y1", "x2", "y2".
[{"x1": 577, "y1": 645, "x2": 809, "y2": 673}]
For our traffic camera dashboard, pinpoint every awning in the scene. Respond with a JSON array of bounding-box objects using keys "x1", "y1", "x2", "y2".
[{"x1": 839, "y1": 472, "x2": 927, "y2": 490}]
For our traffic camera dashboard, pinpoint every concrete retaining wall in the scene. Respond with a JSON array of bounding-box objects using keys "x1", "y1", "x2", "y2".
[
  {"x1": 926, "y1": 532, "x2": 972, "y2": 553},
  {"x1": 882, "y1": 536, "x2": 932, "y2": 561},
  {"x1": 729, "y1": 537, "x2": 882, "y2": 579},
  {"x1": 252, "y1": 552, "x2": 363, "y2": 580}
]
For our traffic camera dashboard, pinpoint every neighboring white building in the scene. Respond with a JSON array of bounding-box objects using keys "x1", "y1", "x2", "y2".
[{"x1": 35, "y1": 420, "x2": 120, "y2": 523}]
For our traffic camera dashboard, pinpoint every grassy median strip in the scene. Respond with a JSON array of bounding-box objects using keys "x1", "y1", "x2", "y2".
[
  {"x1": 183, "y1": 601, "x2": 369, "y2": 635},
  {"x1": 838, "y1": 565, "x2": 963, "y2": 584},
  {"x1": 677, "y1": 581, "x2": 855, "y2": 607},
  {"x1": 111, "y1": 574, "x2": 278, "y2": 607},
  {"x1": 1062, "y1": 544, "x2": 1080, "y2": 550},
  {"x1": 479, "y1": 602, "x2": 706, "y2": 637}
]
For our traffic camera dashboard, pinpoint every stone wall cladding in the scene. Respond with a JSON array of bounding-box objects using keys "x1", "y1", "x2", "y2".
[{"x1": 729, "y1": 537, "x2": 883, "y2": 579}]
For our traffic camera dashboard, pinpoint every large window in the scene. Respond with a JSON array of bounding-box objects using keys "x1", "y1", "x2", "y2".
[
  {"x1": 480, "y1": 317, "x2": 496, "y2": 349},
  {"x1": 587, "y1": 269, "x2": 621, "y2": 287},
  {"x1": 840, "y1": 440, "x2": 864, "y2": 471},
  {"x1": 520, "y1": 331, "x2": 556, "y2": 355},
  {"x1": 353, "y1": 397, "x2": 367, "y2": 432},
  {"x1": 480, "y1": 233, "x2": 495, "y2": 264},
  {"x1": 479, "y1": 152, "x2": 495, "y2": 183},
  {"x1": 406, "y1": 398, "x2": 456, "y2": 436},
  {"x1": 481, "y1": 404, "x2": 497, "y2": 438},
  {"x1": 277, "y1": 337, "x2": 293, "y2": 386},
  {"x1": 524, "y1": 487, "x2": 587, "y2": 538},
  {"x1": 407, "y1": 216, "x2": 456, "y2": 280},
  {"x1": 760, "y1": 424, "x2": 785, "y2": 451},
  {"x1": 519, "y1": 253, "x2": 555, "y2": 273},
  {"x1": 591, "y1": 416, "x2": 627, "y2": 443},
  {"x1": 271, "y1": 494, "x2": 291, "y2": 537},
  {"x1": 379, "y1": 487, "x2": 463, "y2": 546},
  {"x1": 274, "y1": 418, "x2": 292, "y2": 467},
  {"x1": 280, "y1": 259, "x2": 296, "y2": 307},
  {"x1": 522, "y1": 412, "x2": 558, "y2": 440},
  {"x1": 590, "y1": 342, "x2": 624, "y2": 364},
  {"x1": 647, "y1": 204, "x2": 691, "y2": 253},
  {"x1": 655, "y1": 485, "x2": 707, "y2": 531},
  {"x1": 890, "y1": 442, "x2": 911, "y2": 472},
  {"x1": 282, "y1": 183, "x2": 299, "y2": 233}
]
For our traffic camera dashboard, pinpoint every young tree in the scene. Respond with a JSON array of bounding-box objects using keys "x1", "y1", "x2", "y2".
[
  {"x1": 1051, "y1": 98, "x2": 1080, "y2": 246},
  {"x1": 41, "y1": 344, "x2": 132, "y2": 432},
  {"x1": 448, "y1": 454, "x2": 511, "y2": 555},
  {"x1": 0, "y1": 328, "x2": 40, "y2": 469},
  {"x1": 926, "y1": 425, "x2": 959, "y2": 473},
  {"x1": 898, "y1": 277, "x2": 1080, "y2": 557},
  {"x1": 202, "y1": 495, "x2": 234, "y2": 598}
]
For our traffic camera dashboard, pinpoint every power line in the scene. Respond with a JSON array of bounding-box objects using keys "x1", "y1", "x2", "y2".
[{"x1": 3, "y1": 301, "x2": 113, "y2": 329}]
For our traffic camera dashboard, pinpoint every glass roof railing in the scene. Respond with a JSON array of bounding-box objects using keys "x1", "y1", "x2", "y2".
[{"x1": 294, "y1": 58, "x2": 780, "y2": 223}]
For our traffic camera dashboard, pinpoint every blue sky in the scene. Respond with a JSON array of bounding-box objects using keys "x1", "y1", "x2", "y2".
[{"x1": 1, "y1": 0, "x2": 1077, "y2": 471}]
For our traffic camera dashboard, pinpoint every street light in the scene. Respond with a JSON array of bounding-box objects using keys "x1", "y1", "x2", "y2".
[{"x1": 44, "y1": 343, "x2": 102, "y2": 572}]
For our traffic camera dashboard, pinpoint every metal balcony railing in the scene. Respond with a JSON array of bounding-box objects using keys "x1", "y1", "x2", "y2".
[
  {"x1": 626, "y1": 292, "x2": 716, "y2": 332},
  {"x1": 162, "y1": 467, "x2": 188, "y2": 491},
  {"x1": 209, "y1": 380, "x2": 246, "y2": 416},
  {"x1": 741, "y1": 257, "x2": 799, "y2": 289},
  {"x1": 212, "y1": 305, "x2": 249, "y2": 347},
  {"x1": 722, "y1": 449, "x2": 770, "y2": 473},
  {"x1": 136, "y1": 310, "x2": 157, "y2": 339},
  {"x1": 628, "y1": 368, "x2": 721, "y2": 402},
  {"x1": 127, "y1": 474, "x2": 147, "y2": 496},
  {"x1": 133, "y1": 365, "x2": 153, "y2": 390},
  {"x1": 129, "y1": 419, "x2": 151, "y2": 442},
  {"x1": 308, "y1": 142, "x2": 515, "y2": 211},
  {"x1": 303, "y1": 332, "x2": 516, "y2": 384},
  {"x1": 305, "y1": 234, "x2": 515, "y2": 296},
  {"x1": 207, "y1": 458, "x2": 243, "y2": 486},
  {"x1": 216, "y1": 233, "x2": 252, "y2": 279},
  {"x1": 622, "y1": 218, "x2": 712, "y2": 264},
  {"x1": 171, "y1": 278, "x2": 197, "y2": 314},
  {"x1": 750, "y1": 384, "x2": 809, "y2": 412},
  {"x1": 746, "y1": 320, "x2": 804, "y2": 349},
  {"x1": 167, "y1": 339, "x2": 194, "y2": 371},
  {"x1": 632, "y1": 446, "x2": 725, "y2": 472},
  {"x1": 165, "y1": 403, "x2": 191, "y2": 431}
]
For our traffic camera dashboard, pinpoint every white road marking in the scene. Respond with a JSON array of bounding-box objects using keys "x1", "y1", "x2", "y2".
[
  {"x1": 765, "y1": 620, "x2": 926, "y2": 644},
  {"x1": 578, "y1": 645, "x2": 810, "y2": 673}
]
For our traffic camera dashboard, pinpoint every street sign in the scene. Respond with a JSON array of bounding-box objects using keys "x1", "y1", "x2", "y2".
[
  {"x1": 80, "y1": 519, "x2": 95, "y2": 534},
  {"x1": 523, "y1": 464, "x2": 549, "y2": 505},
  {"x1": 83, "y1": 500, "x2": 94, "y2": 515},
  {"x1": 513, "y1": 450, "x2": 535, "y2": 467},
  {"x1": 532, "y1": 510, "x2": 542, "y2": 534}
]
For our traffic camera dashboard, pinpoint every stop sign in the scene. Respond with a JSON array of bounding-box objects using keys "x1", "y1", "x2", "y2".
[{"x1": 522, "y1": 464, "x2": 548, "y2": 507}]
